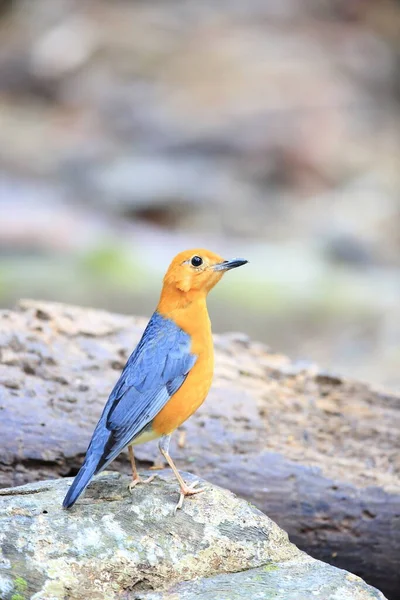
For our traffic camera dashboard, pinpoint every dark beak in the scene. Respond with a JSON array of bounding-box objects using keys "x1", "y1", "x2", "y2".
[{"x1": 213, "y1": 258, "x2": 248, "y2": 271}]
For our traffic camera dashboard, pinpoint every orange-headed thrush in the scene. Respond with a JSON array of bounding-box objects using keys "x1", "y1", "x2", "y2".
[{"x1": 63, "y1": 249, "x2": 248, "y2": 511}]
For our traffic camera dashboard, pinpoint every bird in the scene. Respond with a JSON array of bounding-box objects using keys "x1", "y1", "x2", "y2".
[{"x1": 63, "y1": 248, "x2": 248, "y2": 511}]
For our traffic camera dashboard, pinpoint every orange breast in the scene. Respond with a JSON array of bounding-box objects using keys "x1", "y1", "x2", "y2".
[
  {"x1": 152, "y1": 297, "x2": 214, "y2": 436},
  {"x1": 151, "y1": 348, "x2": 213, "y2": 435}
]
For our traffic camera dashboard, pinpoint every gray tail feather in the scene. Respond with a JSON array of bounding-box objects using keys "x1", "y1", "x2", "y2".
[{"x1": 62, "y1": 458, "x2": 100, "y2": 509}]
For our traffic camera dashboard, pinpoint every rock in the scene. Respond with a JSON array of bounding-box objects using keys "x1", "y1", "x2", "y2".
[
  {"x1": 82, "y1": 156, "x2": 217, "y2": 213},
  {"x1": 30, "y1": 15, "x2": 99, "y2": 80},
  {"x1": 140, "y1": 563, "x2": 385, "y2": 600},
  {"x1": 0, "y1": 473, "x2": 386, "y2": 600},
  {"x1": 0, "y1": 300, "x2": 399, "y2": 599}
]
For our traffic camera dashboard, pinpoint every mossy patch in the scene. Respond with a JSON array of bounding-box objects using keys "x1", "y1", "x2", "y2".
[
  {"x1": 11, "y1": 576, "x2": 28, "y2": 600},
  {"x1": 263, "y1": 563, "x2": 279, "y2": 572}
]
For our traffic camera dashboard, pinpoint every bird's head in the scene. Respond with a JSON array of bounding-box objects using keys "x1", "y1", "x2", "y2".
[{"x1": 161, "y1": 249, "x2": 248, "y2": 302}]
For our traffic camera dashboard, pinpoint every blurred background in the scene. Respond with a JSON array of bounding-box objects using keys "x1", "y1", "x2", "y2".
[{"x1": 0, "y1": 0, "x2": 400, "y2": 390}]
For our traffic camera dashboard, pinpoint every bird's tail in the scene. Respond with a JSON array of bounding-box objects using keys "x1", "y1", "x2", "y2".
[{"x1": 62, "y1": 457, "x2": 99, "y2": 509}]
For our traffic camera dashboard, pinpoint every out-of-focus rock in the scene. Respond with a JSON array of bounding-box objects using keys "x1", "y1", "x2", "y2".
[
  {"x1": 30, "y1": 15, "x2": 99, "y2": 80},
  {"x1": 81, "y1": 156, "x2": 221, "y2": 213},
  {"x1": 0, "y1": 0, "x2": 398, "y2": 239}
]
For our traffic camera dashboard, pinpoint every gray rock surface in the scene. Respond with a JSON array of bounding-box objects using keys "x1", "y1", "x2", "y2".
[
  {"x1": 0, "y1": 473, "x2": 386, "y2": 600},
  {"x1": 0, "y1": 300, "x2": 399, "y2": 599},
  {"x1": 140, "y1": 563, "x2": 385, "y2": 600}
]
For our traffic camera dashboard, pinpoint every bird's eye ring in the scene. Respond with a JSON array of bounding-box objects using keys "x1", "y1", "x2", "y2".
[{"x1": 191, "y1": 255, "x2": 203, "y2": 267}]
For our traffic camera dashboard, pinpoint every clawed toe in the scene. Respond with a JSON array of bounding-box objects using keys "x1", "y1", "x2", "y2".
[
  {"x1": 174, "y1": 481, "x2": 205, "y2": 513},
  {"x1": 128, "y1": 474, "x2": 155, "y2": 493}
]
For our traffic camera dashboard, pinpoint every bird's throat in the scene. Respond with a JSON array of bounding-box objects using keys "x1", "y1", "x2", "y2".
[{"x1": 157, "y1": 290, "x2": 211, "y2": 341}]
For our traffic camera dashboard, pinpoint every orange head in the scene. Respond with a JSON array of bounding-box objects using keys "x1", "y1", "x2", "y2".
[{"x1": 159, "y1": 248, "x2": 247, "y2": 308}]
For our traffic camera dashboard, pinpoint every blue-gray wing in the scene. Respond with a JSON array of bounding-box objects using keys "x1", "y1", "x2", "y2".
[{"x1": 90, "y1": 311, "x2": 197, "y2": 472}]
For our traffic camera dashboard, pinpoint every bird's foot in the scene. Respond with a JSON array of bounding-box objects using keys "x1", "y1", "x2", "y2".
[
  {"x1": 175, "y1": 481, "x2": 205, "y2": 513},
  {"x1": 128, "y1": 474, "x2": 155, "y2": 493}
]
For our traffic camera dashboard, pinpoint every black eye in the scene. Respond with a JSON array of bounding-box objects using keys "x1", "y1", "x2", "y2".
[{"x1": 191, "y1": 255, "x2": 203, "y2": 267}]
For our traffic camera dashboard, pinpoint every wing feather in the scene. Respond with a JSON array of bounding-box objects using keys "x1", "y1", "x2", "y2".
[{"x1": 88, "y1": 312, "x2": 197, "y2": 473}]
